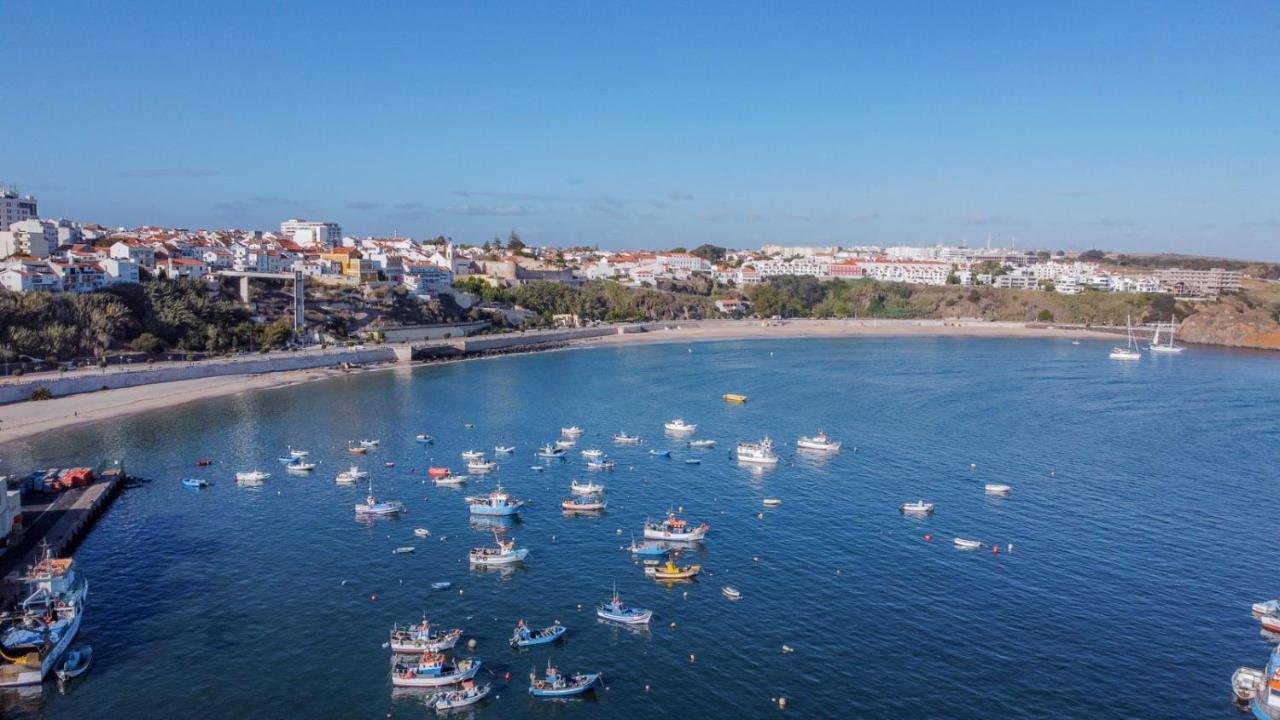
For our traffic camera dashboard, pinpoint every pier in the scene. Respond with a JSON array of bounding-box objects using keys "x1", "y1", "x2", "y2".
[{"x1": 0, "y1": 468, "x2": 125, "y2": 608}]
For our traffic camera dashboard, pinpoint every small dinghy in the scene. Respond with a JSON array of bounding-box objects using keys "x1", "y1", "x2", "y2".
[
  {"x1": 1261, "y1": 614, "x2": 1280, "y2": 634},
  {"x1": 586, "y1": 459, "x2": 615, "y2": 471},
  {"x1": 336, "y1": 466, "x2": 367, "y2": 484},
  {"x1": 685, "y1": 458, "x2": 701, "y2": 465},
  {"x1": 393, "y1": 546, "x2": 415, "y2": 555},
  {"x1": 427, "y1": 467, "x2": 452, "y2": 478},
  {"x1": 56, "y1": 644, "x2": 92, "y2": 682},
  {"x1": 1233, "y1": 666, "x2": 1264, "y2": 701},
  {"x1": 390, "y1": 617, "x2": 463, "y2": 653},
  {"x1": 953, "y1": 537, "x2": 982, "y2": 550},
  {"x1": 433, "y1": 473, "x2": 465, "y2": 486},
  {"x1": 649, "y1": 449, "x2": 671, "y2": 457},
  {"x1": 899, "y1": 500, "x2": 934, "y2": 515},
  {"x1": 461, "y1": 450, "x2": 485, "y2": 461},
  {"x1": 537, "y1": 445, "x2": 566, "y2": 459},
  {"x1": 195, "y1": 459, "x2": 214, "y2": 467},
  {"x1": 530, "y1": 465, "x2": 544, "y2": 472},
  {"x1": 360, "y1": 439, "x2": 380, "y2": 448},
  {"x1": 664, "y1": 418, "x2": 697, "y2": 433},
  {"x1": 689, "y1": 439, "x2": 716, "y2": 448},
  {"x1": 722, "y1": 586, "x2": 742, "y2": 600},
  {"x1": 391, "y1": 654, "x2": 481, "y2": 688},
  {"x1": 430, "y1": 680, "x2": 491, "y2": 711},
  {"x1": 554, "y1": 439, "x2": 576, "y2": 449},
  {"x1": 628, "y1": 539, "x2": 669, "y2": 557},
  {"x1": 561, "y1": 425, "x2": 584, "y2": 437},
  {"x1": 985, "y1": 483, "x2": 1012, "y2": 495},
  {"x1": 762, "y1": 498, "x2": 782, "y2": 508},
  {"x1": 494, "y1": 445, "x2": 515, "y2": 454},
  {"x1": 415, "y1": 433, "x2": 434, "y2": 444},
  {"x1": 597, "y1": 586, "x2": 653, "y2": 624},
  {"x1": 235, "y1": 470, "x2": 270, "y2": 484},
  {"x1": 383, "y1": 461, "x2": 396, "y2": 468},
  {"x1": 286, "y1": 461, "x2": 316, "y2": 473},
  {"x1": 529, "y1": 660, "x2": 600, "y2": 698},
  {"x1": 581, "y1": 448, "x2": 605, "y2": 460},
  {"x1": 430, "y1": 581, "x2": 452, "y2": 591},
  {"x1": 612, "y1": 432, "x2": 641, "y2": 445},
  {"x1": 414, "y1": 528, "x2": 431, "y2": 538},
  {"x1": 181, "y1": 478, "x2": 209, "y2": 489},
  {"x1": 510, "y1": 620, "x2": 567, "y2": 648},
  {"x1": 348, "y1": 446, "x2": 368, "y2": 455},
  {"x1": 278, "y1": 455, "x2": 301, "y2": 465},
  {"x1": 466, "y1": 458, "x2": 497, "y2": 472}
]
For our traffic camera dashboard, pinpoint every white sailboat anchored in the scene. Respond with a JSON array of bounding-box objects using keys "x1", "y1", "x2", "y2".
[
  {"x1": 1148, "y1": 315, "x2": 1185, "y2": 354},
  {"x1": 1109, "y1": 315, "x2": 1142, "y2": 361}
]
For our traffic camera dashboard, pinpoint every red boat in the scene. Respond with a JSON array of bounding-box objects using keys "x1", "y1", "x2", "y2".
[
  {"x1": 428, "y1": 467, "x2": 451, "y2": 478},
  {"x1": 195, "y1": 459, "x2": 214, "y2": 467}
]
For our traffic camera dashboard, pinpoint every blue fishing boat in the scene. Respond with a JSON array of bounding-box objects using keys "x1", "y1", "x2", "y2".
[
  {"x1": 529, "y1": 659, "x2": 600, "y2": 698},
  {"x1": 649, "y1": 449, "x2": 671, "y2": 457},
  {"x1": 466, "y1": 484, "x2": 524, "y2": 516},
  {"x1": 415, "y1": 433, "x2": 433, "y2": 444},
  {"x1": 628, "y1": 539, "x2": 669, "y2": 558},
  {"x1": 181, "y1": 478, "x2": 209, "y2": 489},
  {"x1": 391, "y1": 653, "x2": 481, "y2": 688},
  {"x1": 596, "y1": 586, "x2": 653, "y2": 624},
  {"x1": 510, "y1": 620, "x2": 566, "y2": 648},
  {"x1": 277, "y1": 456, "x2": 299, "y2": 465}
]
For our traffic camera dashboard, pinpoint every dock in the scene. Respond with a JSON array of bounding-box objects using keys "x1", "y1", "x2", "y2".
[{"x1": 0, "y1": 467, "x2": 125, "y2": 608}]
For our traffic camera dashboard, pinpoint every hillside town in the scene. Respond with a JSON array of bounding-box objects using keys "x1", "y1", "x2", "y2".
[{"x1": 0, "y1": 185, "x2": 1246, "y2": 303}]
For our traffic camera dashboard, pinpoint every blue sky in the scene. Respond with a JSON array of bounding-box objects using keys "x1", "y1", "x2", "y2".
[{"x1": 6, "y1": 1, "x2": 1279, "y2": 258}]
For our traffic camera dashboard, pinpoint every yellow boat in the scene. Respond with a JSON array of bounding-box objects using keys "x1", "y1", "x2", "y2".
[
  {"x1": 647, "y1": 559, "x2": 702, "y2": 580},
  {"x1": 722, "y1": 393, "x2": 748, "y2": 404}
]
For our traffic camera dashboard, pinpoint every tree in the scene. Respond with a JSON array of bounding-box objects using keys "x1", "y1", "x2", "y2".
[
  {"x1": 1037, "y1": 309, "x2": 1054, "y2": 322},
  {"x1": 130, "y1": 333, "x2": 164, "y2": 354},
  {"x1": 946, "y1": 270, "x2": 960, "y2": 285},
  {"x1": 1036, "y1": 250, "x2": 1051, "y2": 261},
  {"x1": 1079, "y1": 249, "x2": 1106, "y2": 261},
  {"x1": 507, "y1": 231, "x2": 525, "y2": 253},
  {"x1": 690, "y1": 244, "x2": 727, "y2": 263}
]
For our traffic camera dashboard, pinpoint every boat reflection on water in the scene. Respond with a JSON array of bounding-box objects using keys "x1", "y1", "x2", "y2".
[
  {"x1": 468, "y1": 562, "x2": 527, "y2": 580},
  {"x1": 469, "y1": 515, "x2": 516, "y2": 533},
  {"x1": 595, "y1": 617, "x2": 652, "y2": 639},
  {"x1": 354, "y1": 513, "x2": 402, "y2": 528}
]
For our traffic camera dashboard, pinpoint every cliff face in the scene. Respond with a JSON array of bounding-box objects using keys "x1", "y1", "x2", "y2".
[{"x1": 1179, "y1": 299, "x2": 1280, "y2": 350}]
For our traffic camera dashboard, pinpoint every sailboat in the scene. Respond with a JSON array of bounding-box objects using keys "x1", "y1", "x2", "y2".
[
  {"x1": 1109, "y1": 315, "x2": 1142, "y2": 360},
  {"x1": 1148, "y1": 315, "x2": 1185, "y2": 354}
]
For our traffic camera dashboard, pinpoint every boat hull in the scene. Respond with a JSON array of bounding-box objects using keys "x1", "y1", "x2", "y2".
[
  {"x1": 391, "y1": 659, "x2": 481, "y2": 688},
  {"x1": 530, "y1": 673, "x2": 599, "y2": 697},
  {"x1": 0, "y1": 610, "x2": 82, "y2": 687}
]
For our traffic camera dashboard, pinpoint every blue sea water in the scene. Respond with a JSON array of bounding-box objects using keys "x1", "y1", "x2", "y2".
[{"x1": 1, "y1": 336, "x2": 1278, "y2": 719}]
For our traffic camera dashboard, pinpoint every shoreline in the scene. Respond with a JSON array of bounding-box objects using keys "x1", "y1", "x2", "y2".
[{"x1": 0, "y1": 321, "x2": 1109, "y2": 444}]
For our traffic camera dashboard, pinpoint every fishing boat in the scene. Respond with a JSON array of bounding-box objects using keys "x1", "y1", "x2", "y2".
[
  {"x1": 628, "y1": 539, "x2": 669, "y2": 557},
  {"x1": 537, "y1": 445, "x2": 566, "y2": 459},
  {"x1": 465, "y1": 484, "x2": 524, "y2": 516},
  {"x1": 762, "y1": 498, "x2": 782, "y2": 508},
  {"x1": 55, "y1": 644, "x2": 91, "y2": 682},
  {"x1": 354, "y1": 479, "x2": 406, "y2": 516},
  {"x1": 562, "y1": 494, "x2": 608, "y2": 512},
  {"x1": 596, "y1": 587, "x2": 652, "y2": 624},
  {"x1": 288, "y1": 448, "x2": 310, "y2": 458},
  {"x1": 0, "y1": 547, "x2": 88, "y2": 687},
  {"x1": 427, "y1": 467, "x2": 452, "y2": 478},
  {"x1": 643, "y1": 512, "x2": 710, "y2": 541},
  {"x1": 1255, "y1": 600, "x2": 1280, "y2": 618},
  {"x1": 348, "y1": 446, "x2": 368, "y2": 455},
  {"x1": 391, "y1": 653, "x2": 481, "y2": 688},
  {"x1": 529, "y1": 660, "x2": 600, "y2": 698},
  {"x1": 612, "y1": 432, "x2": 641, "y2": 445},
  {"x1": 460, "y1": 450, "x2": 485, "y2": 461},
  {"x1": 721, "y1": 586, "x2": 742, "y2": 600},
  {"x1": 195, "y1": 459, "x2": 214, "y2": 467},
  {"x1": 1262, "y1": 614, "x2": 1280, "y2": 634},
  {"x1": 1233, "y1": 666, "x2": 1264, "y2": 702},
  {"x1": 561, "y1": 425, "x2": 584, "y2": 437},
  {"x1": 335, "y1": 465, "x2": 368, "y2": 484},
  {"x1": 554, "y1": 439, "x2": 576, "y2": 449},
  {"x1": 414, "y1": 528, "x2": 431, "y2": 538},
  {"x1": 393, "y1": 546, "x2": 415, "y2": 555},
  {"x1": 985, "y1": 483, "x2": 1012, "y2": 495},
  {"x1": 510, "y1": 620, "x2": 567, "y2": 648},
  {"x1": 649, "y1": 448, "x2": 671, "y2": 457},
  {"x1": 1109, "y1": 315, "x2": 1142, "y2": 360},
  {"x1": 570, "y1": 480, "x2": 605, "y2": 495},
  {"x1": 415, "y1": 433, "x2": 434, "y2": 444},
  {"x1": 664, "y1": 418, "x2": 697, "y2": 433},
  {"x1": 235, "y1": 470, "x2": 270, "y2": 483},
  {"x1": 736, "y1": 437, "x2": 779, "y2": 465},
  {"x1": 1148, "y1": 315, "x2": 1185, "y2": 354},
  {"x1": 430, "y1": 680, "x2": 491, "y2": 710},
  {"x1": 466, "y1": 458, "x2": 497, "y2": 472},
  {"x1": 278, "y1": 455, "x2": 301, "y2": 465},
  {"x1": 431, "y1": 581, "x2": 452, "y2": 591},
  {"x1": 181, "y1": 478, "x2": 208, "y2": 489},
  {"x1": 646, "y1": 558, "x2": 701, "y2": 580},
  {"x1": 899, "y1": 500, "x2": 935, "y2": 515},
  {"x1": 586, "y1": 459, "x2": 615, "y2": 471},
  {"x1": 469, "y1": 534, "x2": 529, "y2": 566},
  {"x1": 286, "y1": 461, "x2": 316, "y2": 473},
  {"x1": 796, "y1": 431, "x2": 842, "y2": 452},
  {"x1": 494, "y1": 445, "x2": 515, "y2": 454},
  {"x1": 360, "y1": 439, "x2": 380, "y2": 448},
  {"x1": 689, "y1": 439, "x2": 717, "y2": 448},
  {"x1": 390, "y1": 617, "x2": 463, "y2": 654},
  {"x1": 581, "y1": 449, "x2": 605, "y2": 460},
  {"x1": 722, "y1": 393, "x2": 748, "y2": 404},
  {"x1": 953, "y1": 537, "x2": 982, "y2": 550}
]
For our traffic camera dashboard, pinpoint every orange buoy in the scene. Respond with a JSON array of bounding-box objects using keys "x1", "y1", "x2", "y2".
[
  {"x1": 924, "y1": 534, "x2": 932, "y2": 542},
  {"x1": 992, "y1": 546, "x2": 1000, "y2": 555},
  {"x1": 505, "y1": 671, "x2": 510, "y2": 680}
]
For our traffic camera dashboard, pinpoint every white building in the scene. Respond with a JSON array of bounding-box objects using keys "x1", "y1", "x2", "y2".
[
  {"x1": 857, "y1": 259, "x2": 951, "y2": 285},
  {"x1": 0, "y1": 187, "x2": 38, "y2": 229},
  {"x1": 0, "y1": 219, "x2": 57, "y2": 259},
  {"x1": 281, "y1": 219, "x2": 343, "y2": 249},
  {"x1": 99, "y1": 257, "x2": 140, "y2": 284},
  {"x1": 0, "y1": 262, "x2": 63, "y2": 293},
  {"x1": 110, "y1": 240, "x2": 156, "y2": 268}
]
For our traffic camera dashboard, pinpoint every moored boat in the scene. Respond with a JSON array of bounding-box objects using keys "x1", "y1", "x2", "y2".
[
  {"x1": 554, "y1": 439, "x2": 576, "y2": 449},
  {"x1": 465, "y1": 484, "x2": 524, "y2": 516},
  {"x1": 899, "y1": 500, "x2": 934, "y2": 515},
  {"x1": 391, "y1": 653, "x2": 481, "y2": 688},
  {"x1": 354, "y1": 479, "x2": 405, "y2": 516},
  {"x1": 612, "y1": 431, "x2": 641, "y2": 445},
  {"x1": 645, "y1": 558, "x2": 701, "y2": 580},
  {"x1": 360, "y1": 439, "x2": 380, "y2": 448},
  {"x1": 985, "y1": 483, "x2": 1012, "y2": 495},
  {"x1": 181, "y1": 477, "x2": 209, "y2": 489},
  {"x1": 529, "y1": 660, "x2": 600, "y2": 698},
  {"x1": 596, "y1": 587, "x2": 652, "y2": 624},
  {"x1": 586, "y1": 459, "x2": 615, "y2": 471},
  {"x1": 469, "y1": 534, "x2": 529, "y2": 566},
  {"x1": 570, "y1": 480, "x2": 604, "y2": 495},
  {"x1": 430, "y1": 680, "x2": 491, "y2": 710},
  {"x1": 628, "y1": 539, "x2": 669, "y2": 557},
  {"x1": 0, "y1": 547, "x2": 88, "y2": 687},
  {"x1": 561, "y1": 425, "x2": 584, "y2": 437},
  {"x1": 336, "y1": 465, "x2": 368, "y2": 484},
  {"x1": 415, "y1": 433, "x2": 434, "y2": 444},
  {"x1": 288, "y1": 448, "x2": 310, "y2": 458},
  {"x1": 460, "y1": 450, "x2": 485, "y2": 461},
  {"x1": 195, "y1": 459, "x2": 214, "y2": 466},
  {"x1": 414, "y1": 527, "x2": 431, "y2": 538},
  {"x1": 1255, "y1": 600, "x2": 1280, "y2": 618},
  {"x1": 286, "y1": 461, "x2": 316, "y2": 473},
  {"x1": 722, "y1": 586, "x2": 742, "y2": 600},
  {"x1": 722, "y1": 393, "x2": 748, "y2": 404},
  {"x1": 494, "y1": 445, "x2": 515, "y2": 454},
  {"x1": 510, "y1": 620, "x2": 567, "y2": 648},
  {"x1": 736, "y1": 436, "x2": 779, "y2": 465},
  {"x1": 1233, "y1": 666, "x2": 1264, "y2": 702},
  {"x1": 953, "y1": 537, "x2": 982, "y2": 550},
  {"x1": 1109, "y1": 315, "x2": 1142, "y2": 360},
  {"x1": 664, "y1": 418, "x2": 696, "y2": 433},
  {"x1": 235, "y1": 470, "x2": 270, "y2": 484},
  {"x1": 797, "y1": 430, "x2": 841, "y2": 452},
  {"x1": 55, "y1": 644, "x2": 91, "y2": 682},
  {"x1": 644, "y1": 512, "x2": 709, "y2": 541},
  {"x1": 427, "y1": 467, "x2": 452, "y2": 478},
  {"x1": 581, "y1": 448, "x2": 605, "y2": 460},
  {"x1": 537, "y1": 444, "x2": 566, "y2": 459},
  {"x1": 562, "y1": 494, "x2": 607, "y2": 512},
  {"x1": 390, "y1": 617, "x2": 463, "y2": 654},
  {"x1": 348, "y1": 446, "x2": 368, "y2": 455},
  {"x1": 466, "y1": 458, "x2": 497, "y2": 472},
  {"x1": 689, "y1": 439, "x2": 716, "y2": 448},
  {"x1": 762, "y1": 498, "x2": 782, "y2": 508}
]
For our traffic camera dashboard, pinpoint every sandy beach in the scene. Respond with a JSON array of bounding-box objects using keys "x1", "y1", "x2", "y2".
[{"x1": 0, "y1": 320, "x2": 1109, "y2": 444}]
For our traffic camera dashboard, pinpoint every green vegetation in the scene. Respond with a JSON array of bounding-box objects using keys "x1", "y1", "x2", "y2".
[{"x1": 453, "y1": 279, "x2": 715, "y2": 325}]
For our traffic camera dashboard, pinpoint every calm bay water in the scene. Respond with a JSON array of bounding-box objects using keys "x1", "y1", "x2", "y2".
[{"x1": 1, "y1": 336, "x2": 1278, "y2": 719}]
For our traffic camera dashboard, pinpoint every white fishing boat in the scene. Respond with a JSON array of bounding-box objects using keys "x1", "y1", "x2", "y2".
[
  {"x1": 414, "y1": 528, "x2": 431, "y2": 538},
  {"x1": 985, "y1": 483, "x2": 1012, "y2": 495},
  {"x1": 391, "y1": 653, "x2": 481, "y2": 688},
  {"x1": 570, "y1": 480, "x2": 605, "y2": 495},
  {"x1": 1254, "y1": 600, "x2": 1280, "y2": 617},
  {"x1": 288, "y1": 448, "x2": 310, "y2": 458},
  {"x1": 563, "y1": 493, "x2": 608, "y2": 512},
  {"x1": 415, "y1": 433, "x2": 434, "y2": 443},
  {"x1": 581, "y1": 449, "x2": 605, "y2": 460},
  {"x1": 796, "y1": 431, "x2": 841, "y2": 452},
  {"x1": 721, "y1": 586, "x2": 742, "y2": 600},
  {"x1": 0, "y1": 547, "x2": 88, "y2": 687},
  {"x1": 389, "y1": 616, "x2": 463, "y2": 654},
  {"x1": 762, "y1": 498, "x2": 782, "y2": 508},
  {"x1": 554, "y1": 439, "x2": 576, "y2": 449},
  {"x1": 664, "y1": 418, "x2": 696, "y2": 433},
  {"x1": 469, "y1": 533, "x2": 529, "y2": 566},
  {"x1": 494, "y1": 445, "x2": 515, "y2": 454},
  {"x1": 235, "y1": 470, "x2": 270, "y2": 484},
  {"x1": 430, "y1": 680, "x2": 491, "y2": 710},
  {"x1": 433, "y1": 474, "x2": 467, "y2": 486},
  {"x1": 537, "y1": 444, "x2": 566, "y2": 459},
  {"x1": 1148, "y1": 315, "x2": 1185, "y2": 354},
  {"x1": 688, "y1": 439, "x2": 717, "y2": 448},
  {"x1": 1233, "y1": 666, "x2": 1265, "y2": 702},
  {"x1": 613, "y1": 432, "x2": 641, "y2": 445},
  {"x1": 393, "y1": 546, "x2": 415, "y2": 555},
  {"x1": 285, "y1": 461, "x2": 316, "y2": 473},
  {"x1": 466, "y1": 457, "x2": 497, "y2": 472},
  {"x1": 899, "y1": 500, "x2": 934, "y2": 515},
  {"x1": 586, "y1": 459, "x2": 615, "y2": 471},
  {"x1": 335, "y1": 465, "x2": 368, "y2": 484},
  {"x1": 360, "y1": 439, "x2": 380, "y2": 448},
  {"x1": 953, "y1": 537, "x2": 982, "y2": 550},
  {"x1": 1109, "y1": 315, "x2": 1142, "y2": 360},
  {"x1": 736, "y1": 436, "x2": 779, "y2": 465},
  {"x1": 461, "y1": 450, "x2": 485, "y2": 461},
  {"x1": 643, "y1": 512, "x2": 710, "y2": 541},
  {"x1": 561, "y1": 425, "x2": 584, "y2": 437}
]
